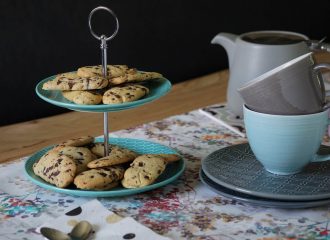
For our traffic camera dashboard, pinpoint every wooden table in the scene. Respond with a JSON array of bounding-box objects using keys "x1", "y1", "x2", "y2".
[{"x1": 1, "y1": 52, "x2": 329, "y2": 163}]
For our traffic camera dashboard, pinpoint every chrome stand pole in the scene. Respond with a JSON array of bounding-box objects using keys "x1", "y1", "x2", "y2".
[
  {"x1": 88, "y1": 6, "x2": 119, "y2": 156},
  {"x1": 101, "y1": 36, "x2": 109, "y2": 156}
]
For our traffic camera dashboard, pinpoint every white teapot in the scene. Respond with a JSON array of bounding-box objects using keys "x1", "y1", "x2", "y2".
[{"x1": 212, "y1": 31, "x2": 312, "y2": 117}]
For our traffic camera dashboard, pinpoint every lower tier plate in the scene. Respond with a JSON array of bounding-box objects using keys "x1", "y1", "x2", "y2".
[{"x1": 25, "y1": 137, "x2": 185, "y2": 197}]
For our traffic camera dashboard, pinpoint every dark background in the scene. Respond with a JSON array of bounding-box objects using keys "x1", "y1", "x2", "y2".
[{"x1": 1, "y1": 0, "x2": 330, "y2": 126}]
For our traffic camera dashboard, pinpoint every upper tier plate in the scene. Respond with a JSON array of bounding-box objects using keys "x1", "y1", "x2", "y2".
[{"x1": 35, "y1": 73, "x2": 171, "y2": 112}]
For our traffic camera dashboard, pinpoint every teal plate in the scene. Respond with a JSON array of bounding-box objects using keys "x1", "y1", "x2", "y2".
[
  {"x1": 35, "y1": 74, "x2": 171, "y2": 112},
  {"x1": 25, "y1": 138, "x2": 185, "y2": 197}
]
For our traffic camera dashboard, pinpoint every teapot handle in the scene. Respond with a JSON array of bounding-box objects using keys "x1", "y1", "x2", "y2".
[
  {"x1": 317, "y1": 43, "x2": 330, "y2": 52},
  {"x1": 313, "y1": 63, "x2": 330, "y2": 110},
  {"x1": 307, "y1": 38, "x2": 330, "y2": 53}
]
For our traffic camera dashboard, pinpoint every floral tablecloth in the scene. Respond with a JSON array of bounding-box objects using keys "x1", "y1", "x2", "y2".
[{"x1": 1, "y1": 107, "x2": 330, "y2": 240}]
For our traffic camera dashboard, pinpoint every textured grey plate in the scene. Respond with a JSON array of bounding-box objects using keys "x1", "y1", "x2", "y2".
[
  {"x1": 200, "y1": 169, "x2": 330, "y2": 209},
  {"x1": 201, "y1": 144, "x2": 330, "y2": 201}
]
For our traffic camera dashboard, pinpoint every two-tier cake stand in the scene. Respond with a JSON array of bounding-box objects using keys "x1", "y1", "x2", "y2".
[{"x1": 26, "y1": 6, "x2": 185, "y2": 197}]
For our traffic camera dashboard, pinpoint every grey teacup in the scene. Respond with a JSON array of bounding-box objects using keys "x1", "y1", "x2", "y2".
[{"x1": 238, "y1": 52, "x2": 330, "y2": 115}]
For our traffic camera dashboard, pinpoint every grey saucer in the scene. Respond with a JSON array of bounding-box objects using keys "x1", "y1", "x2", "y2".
[
  {"x1": 201, "y1": 144, "x2": 330, "y2": 201},
  {"x1": 200, "y1": 169, "x2": 330, "y2": 209}
]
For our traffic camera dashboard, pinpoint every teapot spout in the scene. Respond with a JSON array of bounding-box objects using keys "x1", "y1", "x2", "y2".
[{"x1": 211, "y1": 32, "x2": 237, "y2": 69}]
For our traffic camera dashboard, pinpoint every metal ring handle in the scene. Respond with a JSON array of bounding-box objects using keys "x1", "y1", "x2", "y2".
[{"x1": 88, "y1": 6, "x2": 119, "y2": 41}]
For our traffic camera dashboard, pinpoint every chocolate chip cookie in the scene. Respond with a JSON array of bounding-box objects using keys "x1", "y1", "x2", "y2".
[
  {"x1": 42, "y1": 72, "x2": 108, "y2": 90},
  {"x1": 62, "y1": 90, "x2": 103, "y2": 105},
  {"x1": 102, "y1": 84, "x2": 149, "y2": 104},
  {"x1": 87, "y1": 145, "x2": 138, "y2": 168},
  {"x1": 121, "y1": 154, "x2": 167, "y2": 188},
  {"x1": 77, "y1": 65, "x2": 129, "y2": 79},
  {"x1": 109, "y1": 71, "x2": 163, "y2": 85},
  {"x1": 54, "y1": 146, "x2": 96, "y2": 174},
  {"x1": 58, "y1": 136, "x2": 94, "y2": 147},
  {"x1": 33, "y1": 151, "x2": 77, "y2": 188},
  {"x1": 74, "y1": 166, "x2": 125, "y2": 190}
]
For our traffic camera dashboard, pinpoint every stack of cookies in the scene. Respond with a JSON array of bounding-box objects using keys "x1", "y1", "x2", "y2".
[
  {"x1": 32, "y1": 136, "x2": 180, "y2": 190},
  {"x1": 42, "y1": 65, "x2": 163, "y2": 105}
]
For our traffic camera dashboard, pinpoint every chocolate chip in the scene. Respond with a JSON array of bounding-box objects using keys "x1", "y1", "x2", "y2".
[
  {"x1": 65, "y1": 207, "x2": 82, "y2": 216},
  {"x1": 44, "y1": 165, "x2": 54, "y2": 174},
  {"x1": 123, "y1": 233, "x2": 136, "y2": 239},
  {"x1": 51, "y1": 170, "x2": 61, "y2": 177},
  {"x1": 68, "y1": 82, "x2": 75, "y2": 89},
  {"x1": 99, "y1": 172, "x2": 107, "y2": 177}
]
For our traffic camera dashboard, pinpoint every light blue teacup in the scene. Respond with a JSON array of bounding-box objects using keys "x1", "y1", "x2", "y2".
[{"x1": 244, "y1": 105, "x2": 330, "y2": 175}]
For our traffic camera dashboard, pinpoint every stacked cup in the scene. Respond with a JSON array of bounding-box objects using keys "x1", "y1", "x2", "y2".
[{"x1": 238, "y1": 52, "x2": 330, "y2": 175}]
